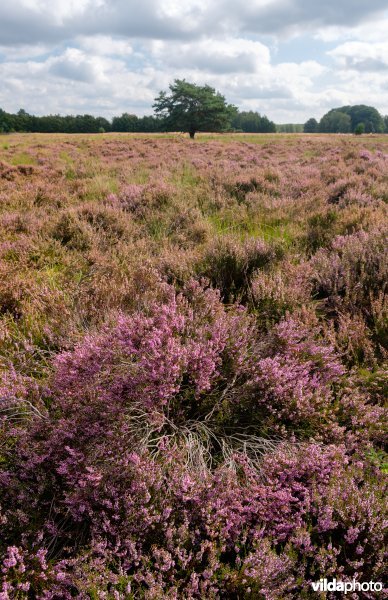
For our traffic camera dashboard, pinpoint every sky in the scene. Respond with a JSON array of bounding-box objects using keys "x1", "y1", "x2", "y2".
[{"x1": 0, "y1": 0, "x2": 387, "y2": 123}]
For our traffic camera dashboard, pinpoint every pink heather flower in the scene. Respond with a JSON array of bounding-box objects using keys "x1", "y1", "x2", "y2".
[{"x1": 345, "y1": 527, "x2": 360, "y2": 544}]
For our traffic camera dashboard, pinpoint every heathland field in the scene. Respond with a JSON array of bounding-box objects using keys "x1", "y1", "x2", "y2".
[{"x1": 0, "y1": 133, "x2": 387, "y2": 597}]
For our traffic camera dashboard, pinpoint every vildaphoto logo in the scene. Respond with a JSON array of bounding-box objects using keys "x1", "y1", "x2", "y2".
[{"x1": 311, "y1": 578, "x2": 383, "y2": 594}]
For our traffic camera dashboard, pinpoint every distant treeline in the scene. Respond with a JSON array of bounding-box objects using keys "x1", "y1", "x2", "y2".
[
  {"x1": 276, "y1": 124, "x2": 303, "y2": 133},
  {"x1": 304, "y1": 105, "x2": 388, "y2": 134},
  {"x1": 2, "y1": 105, "x2": 386, "y2": 135},
  {"x1": 0, "y1": 109, "x2": 160, "y2": 134},
  {"x1": 231, "y1": 111, "x2": 276, "y2": 133},
  {"x1": 0, "y1": 108, "x2": 276, "y2": 134}
]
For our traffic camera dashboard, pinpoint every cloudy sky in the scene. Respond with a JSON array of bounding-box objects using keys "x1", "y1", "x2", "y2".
[{"x1": 1, "y1": 0, "x2": 387, "y2": 123}]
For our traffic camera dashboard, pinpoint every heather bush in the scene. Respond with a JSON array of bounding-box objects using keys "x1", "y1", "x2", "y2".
[
  {"x1": 51, "y1": 280, "x2": 253, "y2": 422},
  {"x1": 78, "y1": 203, "x2": 134, "y2": 244},
  {"x1": 238, "y1": 318, "x2": 346, "y2": 438},
  {"x1": 251, "y1": 262, "x2": 312, "y2": 327},
  {"x1": 223, "y1": 173, "x2": 280, "y2": 202},
  {"x1": 197, "y1": 235, "x2": 280, "y2": 302},
  {"x1": 51, "y1": 212, "x2": 93, "y2": 251},
  {"x1": 305, "y1": 209, "x2": 339, "y2": 252},
  {"x1": 308, "y1": 229, "x2": 387, "y2": 355},
  {"x1": 1, "y1": 434, "x2": 385, "y2": 598},
  {"x1": 108, "y1": 181, "x2": 176, "y2": 218},
  {"x1": 309, "y1": 229, "x2": 386, "y2": 304},
  {"x1": 326, "y1": 311, "x2": 377, "y2": 366},
  {"x1": 166, "y1": 207, "x2": 210, "y2": 247}
]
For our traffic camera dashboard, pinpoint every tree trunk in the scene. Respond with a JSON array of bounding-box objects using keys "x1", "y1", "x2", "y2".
[{"x1": 189, "y1": 130, "x2": 195, "y2": 139}]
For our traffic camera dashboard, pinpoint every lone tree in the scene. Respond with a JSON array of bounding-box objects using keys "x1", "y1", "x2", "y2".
[{"x1": 153, "y1": 79, "x2": 237, "y2": 138}]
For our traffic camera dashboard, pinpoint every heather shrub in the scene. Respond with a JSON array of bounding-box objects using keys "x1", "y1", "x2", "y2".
[
  {"x1": 250, "y1": 444, "x2": 387, "y2": 588},
  {"x1": 0, "y1": 546, "x2": 51, "y2": 599},
  {"x1": 224, "y1": 174, "x2": 263, "y2": 201},
  {"x1": 0, "y1": 270, "x2": 77, "y2": 359},
  {"x1": 335, "y1": 384, "x2": 386, "y2": 448},
  {"x1": 340, "y1": 186, "x2": 376, "y2": 208},
  {"x1": 355, "y1": 364, "x2": 388, "y2": 405},
  {"x1": 224, "y1": 172, "x2": 280, "y2": 202},
  {"x1": 108, "y1": 181, "x2": 176, "y2": 218},
  {"x1": 78, "y1": 203, "x2": 133, "y2": 243},
  {"x1": 198, "y1": 236, "x2": 280, "y2": 302},
  {"x1": 0, "y1": 212, "x2": 30, "y2": 234},
  {"x1": 251, "y1": 262, "x2": 312, "y2": 327},
  {"x1": 240, "y1": 318, "x2": 345, "y2": 438},
  {"x1": 326, "y1": 311, "x2": 377, "y2": 366},
  {"x1": 51, "y1": 280, "x2": 253, "y2": 421},
  {"x1": 157, "y1": 247, "x2": 198, "y2": 287},
  {"x1": 51, "y1": 212, "x2": 92, "y2": 251},
  {"x1": 1, "y1": 434, "x2": 385, "y2": 598},
  {"x1": 370, "y1": 291, "x2": 388, "y2": 353},
  {"x1": 326, "y1": 178, "x2": 358, "y2": 205},
  {"x1": 305, "y1": 209, "x2": 338, "y2": 252},
  {"x1": 308, "y1": 229, "x2": 387, "y2": 353},
  {"x1": 72, "y1": 260, "x2": 172, "y2": 325},
  {"x1": 0, "y1": 283, "x2": 22, "y2": 320},
  {"x1": 309, "y1": 229, "x2": 386, "y2": 303},
  {"x1": 166, "y1": 207, "x2": 210, "y2": 247}
]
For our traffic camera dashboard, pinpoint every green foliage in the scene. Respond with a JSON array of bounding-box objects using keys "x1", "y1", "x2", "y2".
[
  {"x1": 111, "y1": 112, "x2": 162, "y2": 133},
  {"x1": 320, "y1": 105, "x2": 384, "y2": 134},
  {"x1": 354, "y1": 122, "x2": 365, "y2": 135},
  {"x1": 276, "y1": 123, "x2": 303, "y2": 133},
  {"x1": 0, "y1": 108, "x2": 112, "y2": 133},
  {"x1": 153, "y1": 79, "x2": 237, "y2": 138},
  {"x1": 0, "y1": 108, "x2": 173, "y2": 135},
  {"x1": 319, "y1": 110, "x2": 351, "y2": 133},
  {"x1": 111, "y1": 112, "x2": 138, "y2": 132},
  {"x1": 232, "y1": 111, "x2": 276, "y2": 133},
  {"x1": 303, "y1": 118, "x2": 318, "y2": 133},
  {"x1": 51, "y1": 213, "x2": 92, "y2": 251},
  {"x1": 197, "y1": 236, "x2": 279, "y2": 302},
  {"x1": 306, "y1": 210, "x2": 338, "y2": 252}
]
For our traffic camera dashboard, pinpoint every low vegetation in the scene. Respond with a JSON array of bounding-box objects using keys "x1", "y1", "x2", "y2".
[{"x1": 0, "y1": 132, "x2": 387, "y2": 598}]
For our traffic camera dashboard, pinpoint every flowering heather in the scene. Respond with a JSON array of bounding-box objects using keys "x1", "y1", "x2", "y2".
[{"x1": 0, "y1": 133, "x2": 387, "y2": 598}]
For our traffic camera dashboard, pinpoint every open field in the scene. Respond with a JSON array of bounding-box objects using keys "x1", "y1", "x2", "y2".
[{"x1": 0, "y1": 133, "x2": 387, "y2": 597}]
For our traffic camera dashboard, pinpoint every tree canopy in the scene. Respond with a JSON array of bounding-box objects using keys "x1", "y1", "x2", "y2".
[
  {"x1": 231, "y1": 110, "x2": 276, "y2": 133},
  {"x1": 1, "y1": 101, "x2": 387, "y2": 137},
  {"x1": 303, "y1": 118, "x2": 319, "y2": 133},
  {"x1": 153, "y1": 79, "x2": 237, "y2": 138},
  {"x1": 276, "y1": 123, "x2": 304, "y2": 133},
  {"x1": 319, "y1": 110, "x2": 352, "y2": 133},
  {"x1": 318, "y1": 105, "x2": 385, "y2": 134}
]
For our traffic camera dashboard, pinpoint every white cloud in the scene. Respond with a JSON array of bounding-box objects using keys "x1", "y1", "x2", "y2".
[
  {"x1": 77, "y1": 36, "x2": 133, "y2": 56},
  {"x1": 329, "y1": 41, "x2": 388, "y2": 72},
  {"x1": 0, "y1": 1, "x2": 387, "y2": 121},
  {"x1": 18, "y1": 0, "x2": 101, "y2": 23},
  {"x1": 150, "y1": 38, "x2": 270, "y2": 74},
  {"x1": 227, "y1": 0, "x2": 388, "y2": 37},
  {"x1": 314, "y1": 15, "x2": 388, "y2": 42},
  {"x1": 0, "y1": 43, "x2": 50, "y2": 60},
  {"x1": 1, "y1": 0, "x2": 387, "y2": 45},
  {"x1": 48, "y1": 49, "x2": 111, "y2": 84}
]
